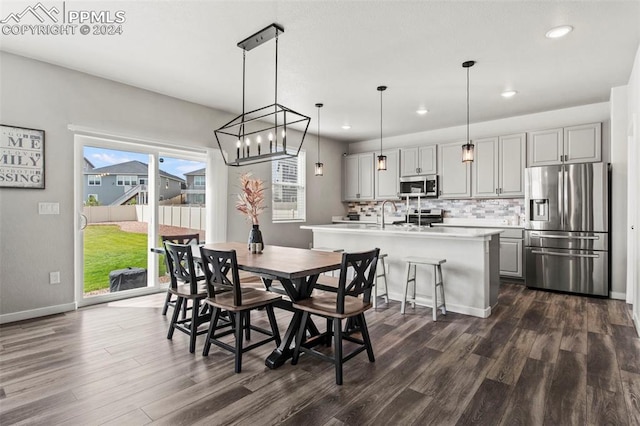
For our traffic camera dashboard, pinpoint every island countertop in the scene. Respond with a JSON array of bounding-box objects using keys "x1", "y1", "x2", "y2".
[
  {"x1": 303, "y1": 223, "x2": 501, "y2": 318},
  {"x1": 301, "y1": 223, "x2": 502, "y2": 240}
]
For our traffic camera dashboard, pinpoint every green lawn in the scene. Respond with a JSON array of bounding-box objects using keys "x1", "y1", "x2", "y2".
[{"x1": 84, "y1": 225, "x2": 165, "y2": 292}]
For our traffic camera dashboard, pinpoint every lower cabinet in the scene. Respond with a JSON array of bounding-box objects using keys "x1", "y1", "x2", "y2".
[{"x1": 499, "y1": 229, "x2": 524, "y2": 278}]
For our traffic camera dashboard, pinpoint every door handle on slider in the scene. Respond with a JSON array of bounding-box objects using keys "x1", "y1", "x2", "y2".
[{"x1": 531, "y1": 250, "x2": 599, "y2": 259}]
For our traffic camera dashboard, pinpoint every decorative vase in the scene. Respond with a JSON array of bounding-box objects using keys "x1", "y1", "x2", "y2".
[{"x1": 248, "y1": 224, "x2": 264, "y2": 253}]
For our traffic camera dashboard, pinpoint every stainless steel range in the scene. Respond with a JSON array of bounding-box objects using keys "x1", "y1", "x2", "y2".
[{"x1": 524, "y1": 163, "x2": 610, "y2": 296}]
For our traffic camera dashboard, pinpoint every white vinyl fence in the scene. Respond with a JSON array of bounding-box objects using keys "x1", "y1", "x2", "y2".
[{"x1": 83, "y1": 205, "x2": 206, "y2": 230}]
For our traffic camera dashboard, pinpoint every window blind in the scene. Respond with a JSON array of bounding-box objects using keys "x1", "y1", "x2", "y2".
[{"x1": 272, "y1": 151, "x2": 306, "y2": 222}]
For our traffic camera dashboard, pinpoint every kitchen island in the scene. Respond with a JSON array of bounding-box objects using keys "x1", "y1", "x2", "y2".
[{"x1": 301, "y1": 224, "x2": 502, "y2": 318}]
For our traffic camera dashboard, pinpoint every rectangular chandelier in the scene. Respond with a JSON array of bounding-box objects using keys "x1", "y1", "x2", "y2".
[{"x1": 214, "y1": 24, "x2": 310, "y2": 167}]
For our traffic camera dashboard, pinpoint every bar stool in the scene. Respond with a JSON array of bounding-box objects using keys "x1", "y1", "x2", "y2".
[
  {"x1": 401, "y1": 257, "x2": 447, "y2": 321},
  {"x1": 373, "y1": 253, "x2": 389, "y2": 308}
]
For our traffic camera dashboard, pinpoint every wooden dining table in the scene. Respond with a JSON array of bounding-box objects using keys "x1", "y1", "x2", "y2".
[{"x1": 188, "y1": 242, "x2": 343, "y2": 368}]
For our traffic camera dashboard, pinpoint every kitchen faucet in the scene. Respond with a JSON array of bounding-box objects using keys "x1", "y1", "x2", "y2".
[{"x1": 380, "y1": 200, "x2": 398, "y2": 229}]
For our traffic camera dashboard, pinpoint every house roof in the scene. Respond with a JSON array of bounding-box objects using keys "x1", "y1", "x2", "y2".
[
  {"x1": 85, "y1": 160, "x2": 184, "y2": 182},
  {"x1": 184, "y1": 168, "x2": 205, "y2": 176}
]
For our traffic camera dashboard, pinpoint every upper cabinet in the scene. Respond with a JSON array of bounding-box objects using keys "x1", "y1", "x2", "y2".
[
  {"x1": 472, "y1": 133, "x2": 526, "y2": 198},
  {"x1": 376, "y1": 149, "x2": 401, "y2": 200},
  {"x1": 527, "y1": 123, "x2": 601, "y2": 167},
  {"x1": 342, "y1": 153, "x2": 375, "y2": 201},
  {"x1": 438, "y1": 141, "x2": 471, "y2": 198},
  {"x1": 400, "y1": 145, "x2": 437, "y2": 177}
]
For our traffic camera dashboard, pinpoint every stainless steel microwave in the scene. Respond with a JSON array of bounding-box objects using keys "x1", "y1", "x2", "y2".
[{"x1": 399, "y1": 175, "x2": 438, "y2": 197}]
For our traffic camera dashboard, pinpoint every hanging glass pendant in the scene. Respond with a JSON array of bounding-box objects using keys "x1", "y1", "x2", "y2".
[
  {"x1": 314, "y1": 162, "x2": 324, "y2": 176},
  {"x1": 377, "y1": 154, "x2": 387, "y2": 171},
  {"x1": 462, "y1": 143, "x2": 474, "y2": 163},
  {"x1": 461, "y1": 60, "x2": 476, "y2": 163}
]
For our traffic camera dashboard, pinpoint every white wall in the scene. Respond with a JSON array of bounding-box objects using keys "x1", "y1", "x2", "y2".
[
  {"x1": 626, "y1": 44, "x2": 640, "y2": 333},
  {"x1": 611, "y1": 86, "x2": 629, "y2": 300},
  {"x1": 0, "y1": 52, "x2": 345, "y2": 320}
]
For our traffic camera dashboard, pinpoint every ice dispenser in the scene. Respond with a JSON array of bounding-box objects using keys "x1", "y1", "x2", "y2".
[{"x1": 530, "y1": 199, "x2": 549, "y2": 221}]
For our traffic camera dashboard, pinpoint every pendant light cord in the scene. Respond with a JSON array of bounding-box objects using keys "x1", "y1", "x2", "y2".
[
  {"x1": 317, "y1": 106, "x2": 320, "y2": 161},
  {"x1": 380, "y1": 89, "x2": 383, "y2": 155},
  {"x1": 467, "y1": 65, "x2": 470, "y2": 144}
]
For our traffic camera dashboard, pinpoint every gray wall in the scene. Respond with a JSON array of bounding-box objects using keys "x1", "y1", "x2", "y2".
[
  {"x1": 0, "y1": 52, "x2": 346, "y2": 319},
  {"x1": 226, "y1": 135, "x2": 347, "y2": 249}
]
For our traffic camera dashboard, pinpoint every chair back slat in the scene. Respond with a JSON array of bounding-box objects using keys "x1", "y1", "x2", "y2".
[
  {"x1": 336, "y1": 248, "x2": 380, "y2": 314},
  {"x1": 163, "y1": 241, "x2": 200, "y2": 294},
  {"x1": 161, "y1": 233, "x2": 200, "y2": 245},
  {"x1": 199, "y1": 247, "x2": 242, "y2": 306}
]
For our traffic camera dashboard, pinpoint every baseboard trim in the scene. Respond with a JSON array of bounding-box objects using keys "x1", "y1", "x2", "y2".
[
  {"x1": 386, "y1": 291, "x2": 491, "y2": 318},
  {"x1": 609, "y1": 291, "x2": 627, "y2": 300},
  {"x1": 634, "y1": 312, "x2": 640, "y2": 338},
  {"x1": 0, "y1": 302, "x2": 77, "y2": 325}
]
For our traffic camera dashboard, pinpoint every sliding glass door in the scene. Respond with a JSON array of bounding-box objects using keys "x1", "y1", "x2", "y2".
[{"x1": 74, "y1": 133, "x2": 210, "y2": 307}]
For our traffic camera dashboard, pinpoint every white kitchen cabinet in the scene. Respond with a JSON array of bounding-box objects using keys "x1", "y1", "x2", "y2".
[
  {"x1": 471, "y1": 132, "x2": 526, "y2": 198},
  {"x1": 499, "y1": 228, "x2": 524, "y2": 278},
  {"x1": 376, "y1": 149, "x2": 400, "y2": 200},
  {"x1": 400, "y1": 145, "x2": 437, "y2": 176},
  {"x1": 472, "y1": 137, "x2": 499, "y2": 197},
  {"x1": 527, "y1": 123, "x2": 601, "y2": 167},
  {"x1": 342, "y1": 153, "x2": 375, "y2": 201},
  {"x1": 564, "y1": 123, "x2": 602, "y2": 164},
  {"x1": 438, "y1": 141, "x2": 471, "y2": 198}
]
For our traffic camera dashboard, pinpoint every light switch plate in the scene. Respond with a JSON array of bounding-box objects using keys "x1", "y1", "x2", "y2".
[
  {"x1": 49, "y1": 271, "x2": 61, "y2": 284},
  {"x1": 39, "y1": 202, "x2": 60, "y2": 215}
]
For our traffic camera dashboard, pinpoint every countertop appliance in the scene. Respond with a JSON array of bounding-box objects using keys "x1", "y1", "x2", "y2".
[
  {"x1": 524, "y1": 163, "x2": 610, "y2": 296},
  {"x1": 399, "y1": 175, "x2": 438, "y2": 198},
  {"x1": 407, "y1": 208, "x2": 443, "y2": 226}
]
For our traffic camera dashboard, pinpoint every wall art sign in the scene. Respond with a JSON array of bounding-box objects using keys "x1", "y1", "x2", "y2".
[{"x1": 0, "y1": 124, "x2": 45, "y2": 189}]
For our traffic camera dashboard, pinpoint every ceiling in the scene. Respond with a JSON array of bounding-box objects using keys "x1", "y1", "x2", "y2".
[{"x1": 1, "y1": 1, "x2": 639, "y2": 143}]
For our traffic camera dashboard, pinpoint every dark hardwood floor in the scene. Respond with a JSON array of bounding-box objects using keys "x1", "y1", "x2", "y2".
[{"x1": 1, "y1": 282, "x2": 638, "y2": 425}]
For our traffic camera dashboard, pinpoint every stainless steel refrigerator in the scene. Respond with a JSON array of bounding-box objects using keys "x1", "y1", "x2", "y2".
[{"x1": 524, "y1": 163, "x2": 609, "y2": 296}]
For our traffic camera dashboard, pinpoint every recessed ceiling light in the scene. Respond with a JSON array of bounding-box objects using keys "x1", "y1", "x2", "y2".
[
  {"x1": 341, "y1": 124, "x2": 351, "y2": 130},
  {"x1": 501, "y1": 90, "x2": 517, "y2": 98},
  {"x1": 416, "y1": 108, "x2": 429, "y2": 115},
  {"x1": 545, "y1": 25, "x2": 573, "y2": 39}
]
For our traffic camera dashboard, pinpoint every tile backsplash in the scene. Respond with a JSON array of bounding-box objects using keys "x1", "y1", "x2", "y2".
[{"x1": 346, "y1": 198, "x2": 525, "y2": 223}]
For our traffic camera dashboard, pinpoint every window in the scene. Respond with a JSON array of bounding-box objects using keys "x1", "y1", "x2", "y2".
[
  {"x1": 88, "y1": 175, "x2": 101, "y2": 186},
  {"x1": 138, "y1": 178, "x2": 147, "y2": 185},
  {"x1": 194, "y1": 176, "x2": 206, "y2": 187},
  {"x1": 116, "y1": 175, "x2": 138, "y2": 186},
  {"x1": 272, "y1": 151, "x2": 306, "y2": 222}
]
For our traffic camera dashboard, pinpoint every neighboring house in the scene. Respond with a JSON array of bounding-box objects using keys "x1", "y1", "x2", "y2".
[
  {"x1": 83, "y1": 158, "x2": 95, "y2": 172},
  {"x1": 182, "y1": 168, "x2": 206, "y2": 205},
  {"x1": 83, "y1": 160, "x2": 185, "y2": 205}
]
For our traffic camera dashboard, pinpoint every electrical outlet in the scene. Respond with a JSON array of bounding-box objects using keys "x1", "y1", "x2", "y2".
[{"x1": 49, "y1": 271, "x2": 61, "y2": 284}]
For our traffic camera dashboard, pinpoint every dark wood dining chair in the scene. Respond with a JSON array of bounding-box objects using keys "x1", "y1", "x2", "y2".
[
  {"x1": 199, "y1": 247, "x2": 282, "y2": 373},
  {"x1": 164, "y1": 241, "x2": 209, "y2": 353},
  {"x1": 291, "y1": 248, "x2": 380, "y2": 385},
  {"x1": 160, "y1": 233, "x2": 201, "y2": 318}
]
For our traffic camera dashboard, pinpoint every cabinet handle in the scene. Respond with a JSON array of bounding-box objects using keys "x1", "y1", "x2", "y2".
[
  {"x1": 500, "y1": 188, "x2": 503, "y2": 194},
  {"x1": 439, "y1": 190, "x2": 442, "y2": 195},
  {"x1": 496, "y1": 188, "x2": 499, "y2": 194}
]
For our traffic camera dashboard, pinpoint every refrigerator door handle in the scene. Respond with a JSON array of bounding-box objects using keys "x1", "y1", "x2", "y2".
[
  {"x1": 531, "y1": 250, "x2": 600, "y2": 259},
  {"x1": 529, "y1": 233, "x2": 600, "y2": 241}
]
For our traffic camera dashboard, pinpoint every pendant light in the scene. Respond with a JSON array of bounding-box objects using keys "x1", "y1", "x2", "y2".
[
  {"x1": 214, "y1": 23, "x2": 311, "y2": 167},
  {"x1": 377, "y1": 85, "x2": 387, "y2": 171},
  {"x1": 461, "y1": 60, "x2": 476, "y2": 163},
  {"x1": 314, "y1": 103, "x2": 324, "y2": 176}
]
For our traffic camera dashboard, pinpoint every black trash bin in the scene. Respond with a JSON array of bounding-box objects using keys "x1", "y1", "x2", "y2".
[{"x1": 109, "y1": 267, "x2": 147, "y2": 292}]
